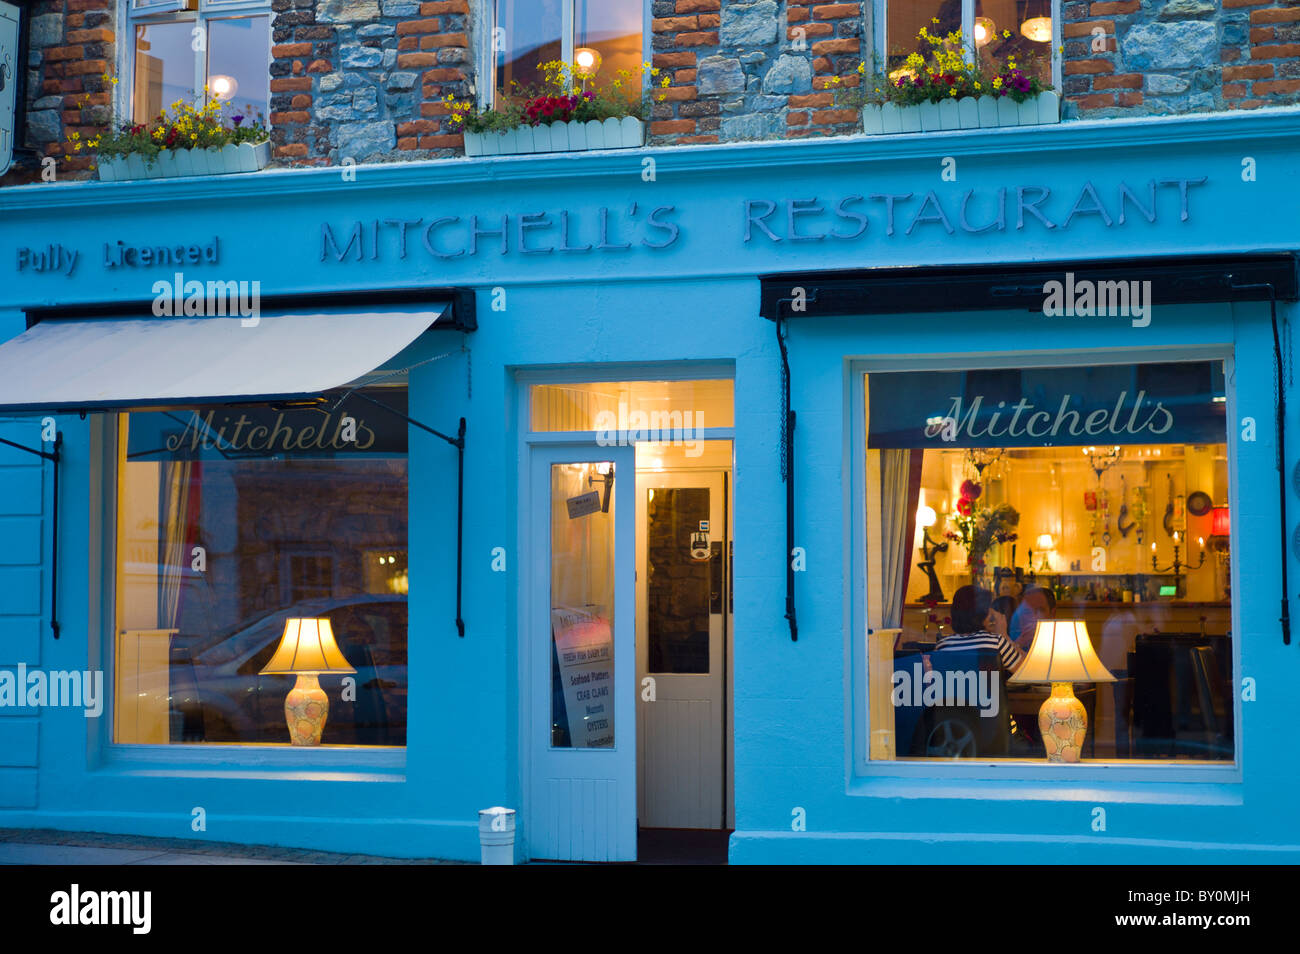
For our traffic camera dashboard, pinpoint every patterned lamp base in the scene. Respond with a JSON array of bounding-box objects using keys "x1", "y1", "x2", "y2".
[
  {"x1": 284, "y1": 673, "x2": 330, "y2": 746},
  {"x1": 1038, "y1": 682, "x2": 1088, "y2": 763}
]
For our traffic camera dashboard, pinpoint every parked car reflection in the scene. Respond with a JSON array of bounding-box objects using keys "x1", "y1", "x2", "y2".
[{"x1": 168, "y1": 595, "x2": 407, "y2": 746}]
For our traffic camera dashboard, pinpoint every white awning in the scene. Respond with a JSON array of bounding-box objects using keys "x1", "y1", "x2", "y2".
[{"x1": 0, "y1": 306, "x2": 447, "y2": 412}]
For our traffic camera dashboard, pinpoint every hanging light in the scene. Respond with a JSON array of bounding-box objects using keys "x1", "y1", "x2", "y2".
[
  {"x1": 974, "y1": 16, "x2": 996, "y2": 47},
  {"x1": 1021, "y1": 16, "x2": 1052, "y2": 43},
  {"x1": 208, "y1": 74, "x2": 239, "y2": 101},
  {"x1": 573, "y1": 47, "x2": 602, "y2": 79}
]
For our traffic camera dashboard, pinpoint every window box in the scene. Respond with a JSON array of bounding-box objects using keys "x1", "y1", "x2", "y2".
[
  {"x1": 96, "y1": 141, "x2": 271, "y2": 182},
  {"x1": 862, "y1": 91, "x2": 1060, "y2": 136},
  {"x1": 464, "y1": 117, "x2": 645, "y2": 158}
]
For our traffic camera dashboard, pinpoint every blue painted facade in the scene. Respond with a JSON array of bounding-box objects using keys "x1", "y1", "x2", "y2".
[{"x1": 1, "y1": 108, "x2": 1299, "y2": 862}]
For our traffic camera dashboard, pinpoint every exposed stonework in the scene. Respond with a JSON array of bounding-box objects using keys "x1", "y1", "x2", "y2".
[
  {"x1": 268, "y1": 0, "x2": 470, "y2": 164},
  {"x1": 1062, "y1": 0, "x2": 1300, "y2": 118},
  {"x1": 8, "y1": 0, "x2": 117, "y2": 182},
  {"x1": 650, "y1": 0, "x2": 866, "y2": 146}
]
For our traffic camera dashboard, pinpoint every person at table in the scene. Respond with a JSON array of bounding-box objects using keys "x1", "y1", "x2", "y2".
[
  {"x1": 934, "y1": 585, "x2": 1025, "y2": 676},
  {"x1": 1010, "y1": 585, "x2": 1056, "y2": 653}
]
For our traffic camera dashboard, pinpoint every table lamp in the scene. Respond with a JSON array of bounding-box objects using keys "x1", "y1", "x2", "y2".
[
  {"x1": 259, "y1": 618, "x2": 356, "y2": 746},
  {"x1": 1008, "y1": 619, "x2": 1115, "y2": 762}
]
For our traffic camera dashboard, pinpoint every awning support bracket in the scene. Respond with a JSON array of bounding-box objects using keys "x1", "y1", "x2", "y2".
[
  {"x1": 345, "y1": 391, "x2": 467, "y2": 638},
  {"x1": 0, "y1": 432, "x2": 62, "y2": 639},
  {"x1": 775, "y1": 313, "x2": 798, "y2": 642}
]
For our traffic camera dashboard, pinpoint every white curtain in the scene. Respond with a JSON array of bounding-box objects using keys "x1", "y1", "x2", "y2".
[
  {"x1": 879, "y1": 449, "x2": 914, "y2": 629},
  {"x1": 157, "y1": 460, "x2": 193, "y2": 631}
]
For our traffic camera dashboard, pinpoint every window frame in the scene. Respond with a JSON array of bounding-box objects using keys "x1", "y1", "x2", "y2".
[
  {"x1": 93, "y1": 409, "x2": 410, "y2": 769},
  {"x1": 872, "y1": 0, "x2": 1063, "y2": 96},
  {"x1": 848, "y1": 344, "x2": 1244, "y2": 784},
  {"x1": 476, "y1": 0, "x2": 653, "y2": 110},
  {"x1": 116, "y1": 0, "x2": 273, "y2": 124}
]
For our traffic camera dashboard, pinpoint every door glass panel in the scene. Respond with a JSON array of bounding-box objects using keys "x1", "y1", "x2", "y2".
[
  {"x1": 549, "y1": 461, "x2": 616, "y2": 748},
  {"x1": 646, "y1": 487, "x2": 711, "y2": 674}
]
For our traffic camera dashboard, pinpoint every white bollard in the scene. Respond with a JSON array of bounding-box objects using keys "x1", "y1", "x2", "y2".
[{"x1": 478, "y1": 806, "x2": 516, "y2": 865}]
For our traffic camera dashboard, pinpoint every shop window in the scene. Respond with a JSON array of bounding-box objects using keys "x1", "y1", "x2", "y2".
[
  {"x1": 491, "y1": 0, "x2": 644, "y2": 105},
  {"x1": 127, "y1": 0, "x2": 271, "y2": 124},
  {"x1": 529, "y1": 379, "x2": 733, "y2": 433},
  {"x1": 864, "y1": 360, "x2": 1235, "y2": 764},
  {"x1": 879, "y1": 0, "x2": 1057, "y2": 91},
  {"x1": 112, "y1": 388, "x2": 408, "y2": 747}
]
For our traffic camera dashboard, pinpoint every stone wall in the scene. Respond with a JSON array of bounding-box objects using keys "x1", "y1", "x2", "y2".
[
  {"x1": 268, "y1": 0, "x2": 471, "y2": 164},
  {"x1": 648, "y1": 0, "x2": 866, "y2": 146},
  {"x1": 1062, "y1": 0, "x2": 1300, "y2": 118},
  {"x1": 14, "y1": 0, "x2": 116, "y2": 181}
]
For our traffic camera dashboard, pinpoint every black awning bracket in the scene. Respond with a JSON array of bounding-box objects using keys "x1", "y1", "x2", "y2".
[
  {"x1": 338, "y1": 390, "x2": 467, "y2": 638},
  {"x1": 776, "y1": 314, "x2": 798, "y2": 642},
  {"x1": 0, "y1": 430, "x2": 62, "y2": 639}
]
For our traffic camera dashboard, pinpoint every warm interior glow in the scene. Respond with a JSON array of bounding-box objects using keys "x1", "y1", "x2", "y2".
[
  {"x1": 1009, "y1": 620, "x2": 1117, "y2": 684},
  {"x1": 1020, "y1": 16, "x2": 1052, "y2": 42},
  {"x1": 208, "y1": 74, "x2": 238, "y2": 101},
  {"x1": 574, "y1": 47, "x2": 602, "y2": 77},
  {"x1": 260, "y1": 618, "x2": 357, "y2": 675},
  {"x1": 917, "y1": 504, "x2": 937, "y2": 528},
  {"x1": 1211, "y1": 506, "x2": 1230, "y2": 536},
  {"x1": 1035, "y1": 533, "x2": 1054, "y2": 550},
  {"x1": 974, "y1": 16, "x2": 994, "y2": 46}
]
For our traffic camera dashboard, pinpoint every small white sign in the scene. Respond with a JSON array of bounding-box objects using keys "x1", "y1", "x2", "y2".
[{"x1": 566, "y1": 490, "x2": 601, "y2": 519}]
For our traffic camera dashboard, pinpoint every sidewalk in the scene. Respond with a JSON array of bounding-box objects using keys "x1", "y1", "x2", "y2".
[{"x1": 0, "y1": 828, "x2": 460, "y2": 865}]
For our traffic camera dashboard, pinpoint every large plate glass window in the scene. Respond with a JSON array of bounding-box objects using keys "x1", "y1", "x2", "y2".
[
  {"x1": 878, "y1": 0, "x2": 1058, "y2": 91},
  {"x1": 865, "y1": 360, "x2": 1234, "y2": 764},
  {"x1": 127, "y1": 0, "x2": 271, "y2": 124},
  {"x1": 113, "y1": 388, "x2": 409, "y2": 746},
  {"x1": 491, "y1": 0, "x2": 644, "y2": 106}
]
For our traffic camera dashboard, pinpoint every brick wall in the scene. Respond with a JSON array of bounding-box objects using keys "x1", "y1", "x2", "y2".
[
  {"x1": 12, "y1": 0, "x2": 115, "y2": 181},
  {"x1": 268, "y1": 0, "x2": 470, "y2": 165},
  {"x1": 1061, "y1": 0, "x2": 1300, "y2": 118},
  {"x1": 648, "y1": 0, "x2": 866, "y2": 146}
]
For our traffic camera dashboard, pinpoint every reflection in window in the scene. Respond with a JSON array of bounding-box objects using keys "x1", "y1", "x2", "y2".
[
  {"x1": 865, "y1": 361, "x2": 1234, "y2": 763},
  {"x1": 207, "y1": 16, "x2": 271, "y2": 121},
  {"x1": 493, "y1": 0, "x2": 643, "y2": 104},
  {"x1": 113, "y1": 390, "x2": 409, "y2": 746},
  {"x1": 134, "y1": 22, "x2": 194, "y2": 121}
]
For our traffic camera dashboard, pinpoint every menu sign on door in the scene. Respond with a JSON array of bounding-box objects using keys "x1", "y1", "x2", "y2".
[{"x1": 551, "y1": 606, "x2": 615, "y2": 748}]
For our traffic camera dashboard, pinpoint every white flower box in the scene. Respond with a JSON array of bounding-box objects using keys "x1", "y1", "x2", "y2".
[
  {"x1": 862, "y1": 91, "x2": 1059, "y2": 136},
  {"x1": 96, "y1": 140, "x2": 271, "y2": 182},
  {"x1": 463, "y1": 116, "x2": 645, "y2": 157}
]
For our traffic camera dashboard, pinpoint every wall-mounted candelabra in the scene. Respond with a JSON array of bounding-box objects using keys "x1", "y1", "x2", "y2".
[{"x1": 1150, "y1": 531, "x2": 1206, "y2": 595}]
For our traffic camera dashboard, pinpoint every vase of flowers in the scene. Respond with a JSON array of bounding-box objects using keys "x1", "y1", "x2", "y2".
[
  {"x1": 944, "y1": 479, "x2": 1019, "y2": 589},
  {"x1": 444, "y1": 60, "x2": 664, "y2": 157},
  {"x1": 830, "y1": 23, "x2": 1059, "y2": 135},
  {"x1": 69, "y1": 78, "x2": 270, "y2": 182}
]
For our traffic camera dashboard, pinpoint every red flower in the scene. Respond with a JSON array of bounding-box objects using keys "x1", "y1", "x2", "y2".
[
  {"x1": 960, "y1": 479, "x2": 982, "y2": 501},
  {"x1": 956, "y1": 497, "x2": 973, "y2": 516}
]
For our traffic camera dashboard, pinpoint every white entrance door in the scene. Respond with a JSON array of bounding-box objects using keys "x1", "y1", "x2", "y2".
[
  {"x1": 527, "y1": 444, "x2": 636, "y2": 861},
  {"x1": 636, "y1": 470, "x2": 728, "y2": 829}
]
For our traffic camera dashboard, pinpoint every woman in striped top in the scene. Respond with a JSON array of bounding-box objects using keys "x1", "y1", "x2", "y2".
[{"x1": 934, "y1": 584, "x2": 1025, "y2": 676}]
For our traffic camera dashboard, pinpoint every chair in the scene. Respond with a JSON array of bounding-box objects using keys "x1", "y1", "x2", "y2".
[
  {"x1": 894, "y1": 648, "x2": 1010, "y2": 758},
  {"x1": 1132, "y1": 633, "x2": 1232, "y2": 759}
]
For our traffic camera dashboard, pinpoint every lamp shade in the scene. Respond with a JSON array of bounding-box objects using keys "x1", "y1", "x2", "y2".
[
  {"x1": 1008, "y1": 619, "x2": 1115, "y2": 684},
  {"x1": 1211, "y1": 506, "x2": 1230, "y2": 536},
  {"x1": 260, "y1": 618, "x2": 356, "y2": 675},
  {"x1": 1035, "y1": 533, "x2": 1054, "y2": 550}
]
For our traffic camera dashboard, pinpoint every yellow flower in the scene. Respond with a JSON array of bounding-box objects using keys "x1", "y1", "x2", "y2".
[
  {"x1": 950, "y1": 88, "x2": 957, "y2": 96},
  {"x1": 857, "y1": 61, "x2": 865, "y2": 74},
  {"x1": 650, "y1": 67, "x2": 660, "y2": 76},
  {"x1": 974, "y1": 81, "x2": 981, "y2": 90},
  {"x1": 931, "y1": 16, "x2": 939, "y2": 23},
  {"x1": 68, "y1": 131, "x2": 79, "y2": 140},
  {"x1": 1002, "y1": 29, "x2": 1012, "y2": 39},
  {"x1": 452, "y1": 112, "x2": 462, "y2": 122},
  {"x1": 660, "y1": 75, "x2": 670, "y2": 87},
  {"x1": 992, "y1": 76, "x2": 1003, "y2": 89}
]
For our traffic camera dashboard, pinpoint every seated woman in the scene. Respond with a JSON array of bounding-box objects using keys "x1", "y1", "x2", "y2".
[{"x1": 934, "y1": 584, "x2": 1025, "y2": 676}]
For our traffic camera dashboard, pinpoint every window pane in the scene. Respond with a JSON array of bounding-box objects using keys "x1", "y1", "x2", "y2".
[
  {"x1": 866, "y1": 361, "x2": 1234, "y2": 764},
  {"x1": 975, "y1": 0, "x2": 1052, "y2": 88},
  {"x1": 576, "y1": 0, "x2": 642, "y2": 97},
  {"x1": 114, "y1": 390, "x2": 409, "y2": 746},
  {"x1": 550, "y1": 462, "x2": 616, "y2": 748},
  {"x1": 646, "y1": 487, "x2": 711, "y2": 674},
  {"x1": 133, "y1": 20, "x2": 195, "y2": 122},
  {"x1": 207, "y1": 15, "x2": 271, "y2": 123},
  {"x1": 529, "y1": 379, "x2": 734, "y2": 432},
  {"x1": 885, "y1": 0, "x2": 960, "y2": 77},
  {"x1": 494, "y1": 0, "x2": 563, "y2": 103}
]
